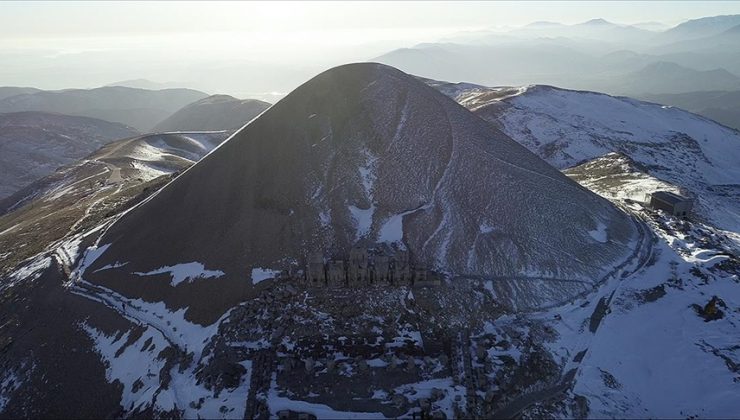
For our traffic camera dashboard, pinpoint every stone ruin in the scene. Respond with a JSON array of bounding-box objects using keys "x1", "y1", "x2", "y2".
[{"x1": 305, "y1": 246, "x2": 441, "y2": 288}]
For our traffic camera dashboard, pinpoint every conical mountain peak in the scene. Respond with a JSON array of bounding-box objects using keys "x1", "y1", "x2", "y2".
[{"x1": 80, "y1": 63, "x2": 638, "y2": 324}]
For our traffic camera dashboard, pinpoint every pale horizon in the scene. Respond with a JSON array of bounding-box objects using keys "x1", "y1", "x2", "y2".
[{"x1": 3, "y1": 1, "x2": 740, "y2": 96}]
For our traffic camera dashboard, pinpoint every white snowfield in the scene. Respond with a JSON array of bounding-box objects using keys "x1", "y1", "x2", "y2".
[
  {"x1": 565, "y1": 207, "x2": 739, "y2": 418},
  {"x1": 251, "y1": 267, "x2": 281, "y2": 284},
  {"x1": 502, "y1": 86, "x2": 740, "y2": 182},
  {"x1": 431, "y1": 81, "x2": 740, "y2": 233}
]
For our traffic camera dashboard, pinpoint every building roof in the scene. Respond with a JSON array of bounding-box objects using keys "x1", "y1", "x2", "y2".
[{"x1": 652, "y1": 191, "x2": 691, "y2": 205}]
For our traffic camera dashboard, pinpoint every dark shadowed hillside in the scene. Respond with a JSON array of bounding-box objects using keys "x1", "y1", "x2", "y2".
[
  {"x1": 153, "y1": 95, "x2": 270, "y2": 132},
  {"x1": 80, "y1": 63, "x2": 638, "y2": 323},
  {"x1": 0, "y1": 87, "x2": 40, "y2": 101},
  {"x1": 0, "y1": 86, "x2": 208, "y2": 131},
  {"x1": 642, "y1": 89, "x2": 740, "y2": 130}
]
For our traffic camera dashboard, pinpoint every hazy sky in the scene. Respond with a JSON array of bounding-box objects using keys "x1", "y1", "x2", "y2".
[{"x1": 2, "y1": 1, "x2": 740, "y2": 96}]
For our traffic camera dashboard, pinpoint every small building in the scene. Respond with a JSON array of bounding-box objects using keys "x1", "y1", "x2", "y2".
[{"x1": 646, "y1": 191, "x2": 693, "y2": 217}]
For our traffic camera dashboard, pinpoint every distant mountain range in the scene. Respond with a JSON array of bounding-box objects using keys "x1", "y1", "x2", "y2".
[
  {"x1": 0, "y1": 87, "x2": 40, "y2": 101},
  {"x1": 0, "y1": 86, "x2": 208, "y2": 132},
  {"x1": 642, "y1": 89, "x2": 740, "y2": 130},
  {"x1": 611, "y1": 61, "x2": 740, "y2": 95},
  {"x1": 510, "y1": 18, "x2": 653, "y2": 45},
  {"x1": 374, "y1": 14, "x2": 740, "y2": 99},
  {"x1": 105, "y1": 79, "x2": 189, "y2": 90},
  {"x1": 153, "y1": 95, "x2": 270, "y2": 132},
  {"x1": 656, "y1": 14, "x2": 740, "y2": 43}
]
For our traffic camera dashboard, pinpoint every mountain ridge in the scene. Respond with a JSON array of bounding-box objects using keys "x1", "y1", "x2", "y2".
[
  {"x1": 77, "y1": 63, "x2": 639, "y2": 324},
  {"x1": 0, "y1": 111, "x2": 139, "y2": 200},
  {"x1": 426, "y1": 79, "x2": 740, "y2": 233},
  {"x1": 0, "y1": 86, "x2": 208, "y2": 131},
  {"x1": 153, "y1": 94, "x2": 271, "y2": 132}
]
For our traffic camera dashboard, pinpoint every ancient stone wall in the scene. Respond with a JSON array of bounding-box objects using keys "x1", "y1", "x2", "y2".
[{"x1": 304, "y1": 247, "x2": 438, "y2": 288}]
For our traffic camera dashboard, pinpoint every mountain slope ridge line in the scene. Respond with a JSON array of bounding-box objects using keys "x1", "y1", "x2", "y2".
[{"x1": 75, "y1": 62, "x2": 640, "y2": 322}]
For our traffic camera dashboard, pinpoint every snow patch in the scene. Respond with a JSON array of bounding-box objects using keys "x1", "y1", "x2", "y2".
[
  {"x1": 395, "y1": 378, "x2": 466, "y2": 419},
  {"x1": 378, "y1": 205, "x2": 426, "y2": 247},
  {"x1": 318, "y1": 210, "x2": 331, "y2": 227},
  {"x1": 348, "y1": 148, "x2": 379, "y2": 240},
  {"x1": 251, "y1": 267, "x2": 280, "y2": 284},
  {"x1": 94, "y1": 261, "x2": 129, "y2": 272},
  {"x1": 82, "y1": 322, "x2": 251, "y2": 418},
  {"x1": 589, "y1": 222, "x2": 608, "y2": 243},
  {"x1": 267, "y1": 374, "x2": 383, "y2": 419},
  {"x1": 480, "y1": 223, "x2": 496, "y2": 234},
  {"x1": 378, "y1": 213, "x2": 404, "y2": 243},
  {"x1": 349, "y1": 205, "x2": 374, "y2": 239},
  {"x1": 74, "y1": 243, "x2": 111, "y2": 280},
  {"x1": 4, "y1": 255, "x2": 52, "y2": 290},
  {"x1": 134, "y1": 262, "x2": 224, "y2": 287},
  {"x1": 0, "y1": 362, "x2": 30, "y2": 412}
]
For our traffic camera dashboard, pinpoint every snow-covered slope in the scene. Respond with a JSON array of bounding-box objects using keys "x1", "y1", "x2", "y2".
[
  {"x1": 0, "y1": 131, "x2": 229, "y2": 275},
  {"x1": 564, "y1": 152, "x2": 684, "y2": 202},
  {"x1": 537, "y1": 203, "x2": 740, "y2": 418},
  {"x1": 0, "y1": 111, "x2": 139, "y2": 199},
  {"x1": 78, "y1": 63, "x2": 639, "y2": 322},
  {"x1": 430, "y1": 81, "x2": 740, "y2": 233},
  {"x1": 87, "y1": 131, "x2": 228, "y2": 180},
  {"x1": 1, "y1": 131, "x2": 228, "y2": 214}
]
